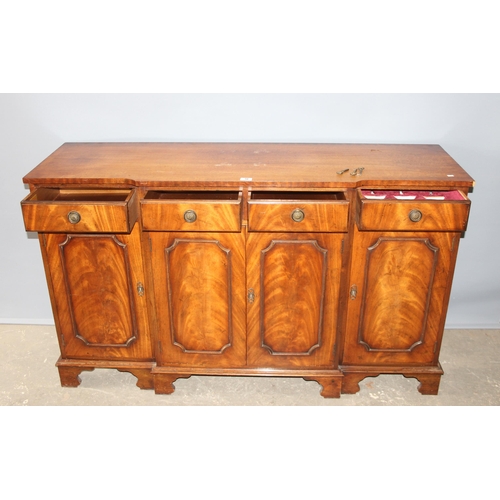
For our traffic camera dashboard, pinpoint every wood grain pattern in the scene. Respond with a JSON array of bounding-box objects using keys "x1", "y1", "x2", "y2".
[
  {"x1": 357, "y1": 192, "x2": 471, "y2": 232},
  {"x1": 141, "y1": 194, "x2": 241, "y2": 232},
  {"x1": 246, "y1": 233, "x2": 344, "y2": 368},
  {"x1": 166, "y1": 238, "x2": 233, "y2": 353},
  {"x1": 43, "y1": 223, "x2": 153, "y2": 360},
  {"x1": 56, "y1": 357, "x2": 155, "y2": 389},
  {"x1": 152, "y1": 365, "x2": 343, "y2": 397},
  {"x1": 359, "y1": 237, "x2": 438, "y2": 352},
  {"x1": 342, "y1": 228, "x2": 457, "y2": 366},
  {"x1": 302, "y1": 375, "x2": 343, "y2": 398},
  {"x1": 150, "y1": 232, "x2": 246, "y2": 367},
  {"x1": 23, "y1": 143, "x2": 475, "y2": 189},
  {"x1": 59, "y1": 234, "x2": 137, "y2": 347},
  {"x1": 340, "y1": 364, "x2": 444, "y2": 395},
  {"x1": 20, "y1": 142, "x2": 474, "y2": 397},
  {"x1": 248, "y1": 197, "x2": 349, "y2": 232},
  {"x1": 57, "y1": 366, "x2": 95, "y2": 387},
  {"x1": 21, "y1": 187, "x2": 137, "y2": 233},
  {"x1": 259, "y1": 239, "x2": 327, "y2": 355}
]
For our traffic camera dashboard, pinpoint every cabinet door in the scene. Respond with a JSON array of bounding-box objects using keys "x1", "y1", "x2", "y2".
[
  {"x1": 247, "y1": 233, "x2": 344, "y2": 368},
  {"x1": 150, "y1": 232, "x2": 246, "y2": 367},
  {"x1": 42, "y1": 223, "x2": 153, "y2": 360},
  {"x1": 342, "y1": 228, "x2": 459, "y2": 366}
]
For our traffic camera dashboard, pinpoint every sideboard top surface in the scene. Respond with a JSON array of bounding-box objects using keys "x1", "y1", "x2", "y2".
[{"x1": 22, "y1": 142, "x2": 475, "y2": 189}]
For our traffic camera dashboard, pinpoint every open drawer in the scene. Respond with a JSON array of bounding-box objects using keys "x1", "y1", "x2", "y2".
[
  {"x1": 356, "y1": 189, "x2": 471, "y2": 231},
  {"x1": 141, "y1": 190, "x2": 242, "y2": 231},
  {"x1": 21, "y1": 187, "x2": 138, "y2": 233},
  {"x1": 248, "y1": 191, "x2": 349, "y2": 232}
]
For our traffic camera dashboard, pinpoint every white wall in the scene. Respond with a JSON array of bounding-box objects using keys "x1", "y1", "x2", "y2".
[{"x1": 1, "y1": 93, "x2": 499, "y2": 327}]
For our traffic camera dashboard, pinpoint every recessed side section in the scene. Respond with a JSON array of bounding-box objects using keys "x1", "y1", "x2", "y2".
[
  {"x1": 248, "y1": 191, "x2": 349, "y2": 232},
  {"x1": 141, "y1": 190, "x2": 242, "y2": 231}
]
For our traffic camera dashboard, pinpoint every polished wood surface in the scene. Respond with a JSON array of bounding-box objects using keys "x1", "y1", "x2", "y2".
[
  {"x1": 141, "y1": 191, "x2": 242, "y2": 232},
  {"x1": 56, "y1": 358, "x2": 155, "y2": 389},
  {"x1": 150, "y1": 231, "x2": 246, "y2": 367},
  {"x1": 20, "y1": 142, "x2": 474, "y2": 398},
  {"x1": 342, "y1": 228, "x2": 458, "y2": 366},
  {"x1": 356, "y1": 191, "x2": 471, "y2": 232},
  {"x1": 246, "y1": 233, "x2": 343, "y2": 368},
  {"x1": 152, "y1": 366, "x2": 344, "y2": 398},
  {"x1": 21, "y1": 187, "x2": 137, "y2": 233},
  {"x1": 41, "y1": 223, "x2": 152, "y2": 360},
  {"x1": 248, "y1": 193, "x2": 349, "y2": 232},
  {"x1": 23, "y1": 143, "x2": 475, "y2": 189},
  {"x1": 341, "y1": 365, "x2": 444, "y2": 395}
]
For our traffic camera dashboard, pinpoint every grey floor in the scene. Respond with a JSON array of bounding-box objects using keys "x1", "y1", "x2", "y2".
[{"x1": 1, "y1": 324, "x2": 499, "y2": 405}]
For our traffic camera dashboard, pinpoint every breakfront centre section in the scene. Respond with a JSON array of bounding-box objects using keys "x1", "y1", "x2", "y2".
[{"x1": 20, "y1": 143, "x2": 474, "y2": 398}]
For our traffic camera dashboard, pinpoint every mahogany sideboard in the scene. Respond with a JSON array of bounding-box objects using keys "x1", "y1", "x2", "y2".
[{"x1": 20, "y1": 143, "x2": 474, "y2": 398}]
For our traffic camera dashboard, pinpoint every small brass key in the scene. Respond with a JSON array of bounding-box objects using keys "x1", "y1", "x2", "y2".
[{"x1": 350, "y1": 167, "x2": 365, "y2": 176}]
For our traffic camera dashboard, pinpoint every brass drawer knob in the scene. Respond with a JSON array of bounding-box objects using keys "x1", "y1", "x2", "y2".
[
  {"x1": 184, "y1": 210, "x2": 197, "y2": 223},
  {"x1": 291, "y1": 208, "x2": 305, "y2": 222},
  {"x1": 409, "y1": 209, "x2": 423, "y2": 222},
  {"x1": 67, "y1": 211, "x2": 81, "y2": 224}
]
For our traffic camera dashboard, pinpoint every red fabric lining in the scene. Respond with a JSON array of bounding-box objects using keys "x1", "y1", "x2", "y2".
[{"x1": 361, "y1": 190, "x2": 465, "y2": 201}]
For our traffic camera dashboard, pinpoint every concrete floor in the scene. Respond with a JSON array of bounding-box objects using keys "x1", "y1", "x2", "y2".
[{"x1": 1, "y1": 324, "x2": 499, "y2": 405}]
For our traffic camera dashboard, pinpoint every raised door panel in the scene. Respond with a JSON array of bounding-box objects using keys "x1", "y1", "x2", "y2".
[
  {"x1": 150, "y1": 232, "x2": 246, "y2": 367},
  {"x1": 342, "y1": 228, "x2": 458, "y2": 365},
  {"x1": 247, "y1": 233, "x2": 343, "y2": 368},
  {"x1": 43, "y1": 224, "x2": 153, "y2": 360}
]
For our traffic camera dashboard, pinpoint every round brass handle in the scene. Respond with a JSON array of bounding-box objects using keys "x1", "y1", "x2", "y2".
[
  {"x1": 291, "y1": 208, "x2": 305, "y2": 223},
  {"x1": 409, "y1": 209, "x2": 423, "y2": 222},
  {"x1": 67, "y1": 211, "x2": 81, "y2": 224},
  {"x1": 184, "y1": 209, "x2": 197, "y2": 223}
]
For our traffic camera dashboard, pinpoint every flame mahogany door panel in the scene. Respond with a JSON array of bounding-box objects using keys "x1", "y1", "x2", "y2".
[
  {"x1": 20, "y1": 143, "x2": 475, "y2": 397},
  {"x1": 149, "y1": 232, "x2": 246, "y2": 367},
  {"x1": 42, "y1": 223, "x2": 153, "y2": 360},
  {"x1": 342, "y1": 227, "x2": 459, "y2": 366},
  {"x1": 246, "y1": 233, "x2": 344, "y2": 368}
]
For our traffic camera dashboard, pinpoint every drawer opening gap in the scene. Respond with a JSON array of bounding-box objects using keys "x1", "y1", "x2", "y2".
[
  {"x1": 26, "y1": 188, "x2": 132, "y2": 203},
  {"x1": 144, "y1": 191, "x2": 241, "y2": 201},
  {"x1": 360, "y1": 190, "x2": 466, "y2": 201},
  {"x1": 250, "y1": 191, "x2": 346, "y2": 201}
]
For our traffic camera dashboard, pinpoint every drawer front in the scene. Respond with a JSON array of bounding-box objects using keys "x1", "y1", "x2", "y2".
[
  {"x1": 141, "y1": 191, "x2": 242, "y2": 232},
  {"x1": 356, "y1": 190, "x2": 471, "y2": 232},
  {"x1": 21, "y1": 188, "x2": 138, "y2": 233},
  {"x1": 248, "y1": 192, "x2": 349, "y2": 232}
]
